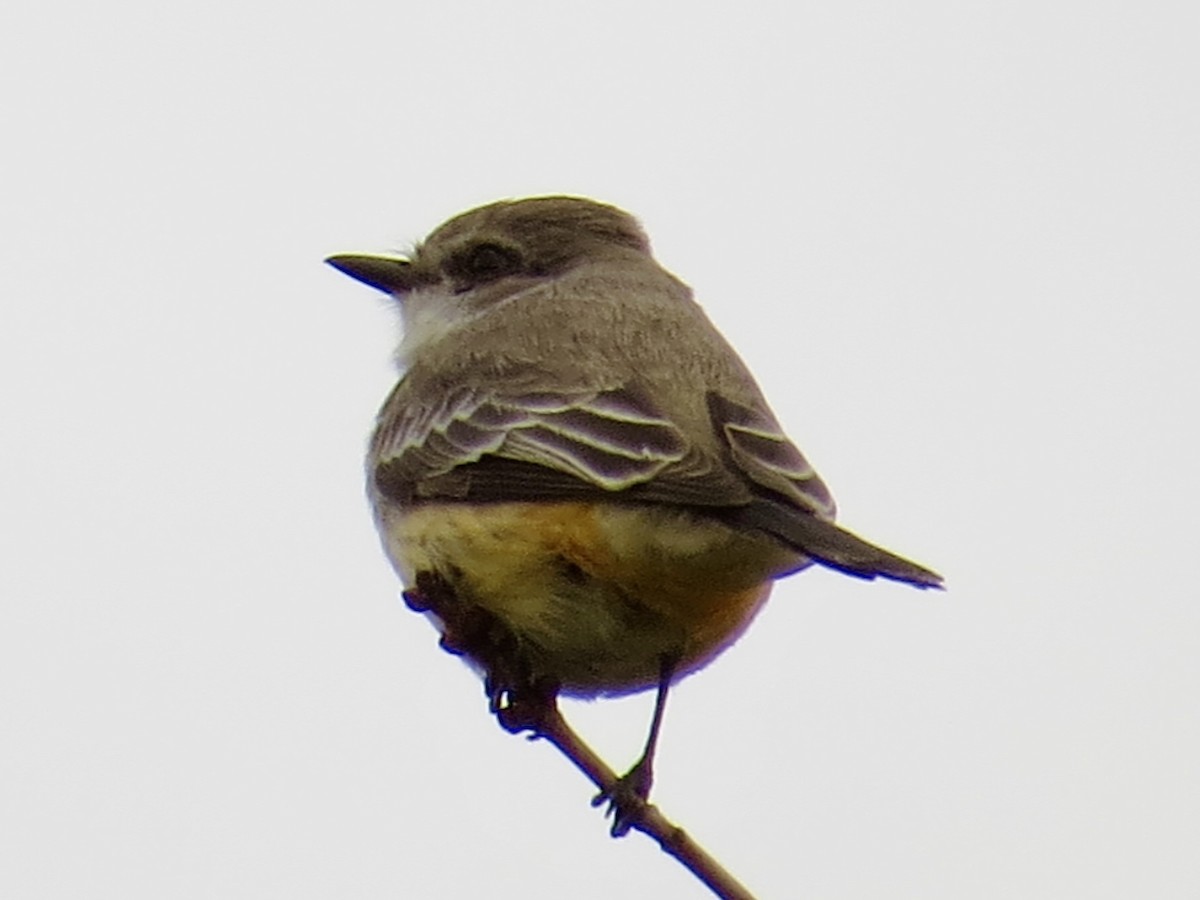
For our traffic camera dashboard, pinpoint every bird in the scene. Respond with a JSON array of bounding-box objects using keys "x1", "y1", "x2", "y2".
[{"x1": 328, "y1": 196, "x2": 941, "y2": 834}]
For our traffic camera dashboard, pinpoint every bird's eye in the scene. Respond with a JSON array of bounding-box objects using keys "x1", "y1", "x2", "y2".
[{"x1": 450, "y1": 242, "x2": 524, "y2": 285}]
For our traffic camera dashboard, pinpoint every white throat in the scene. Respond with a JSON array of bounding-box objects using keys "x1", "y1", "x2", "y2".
[{"x1": 394, "y1": 289, "x2": 471, "y2": 369}]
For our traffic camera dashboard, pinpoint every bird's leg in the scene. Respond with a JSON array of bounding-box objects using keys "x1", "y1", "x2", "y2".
[
  {"x1": 593, "y1": 654, "x2": 677, "y2": 837},
  {"x1": 404, "y1": 571, "x2": 666, "y2": 837}
]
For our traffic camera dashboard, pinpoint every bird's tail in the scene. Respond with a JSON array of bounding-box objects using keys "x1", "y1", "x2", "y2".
[{"x1": 729, "y1": 499, "x2": 944, "y2": 589}]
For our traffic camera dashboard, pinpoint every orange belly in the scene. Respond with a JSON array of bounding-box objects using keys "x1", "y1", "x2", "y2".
[{"x1": 374, "y1": 500, "x2": 806, "y2": 695}]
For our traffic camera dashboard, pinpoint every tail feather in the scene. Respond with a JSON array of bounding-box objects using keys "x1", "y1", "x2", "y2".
[{"x1": 729, "y1": 500, "x2": 944, "y2": 589}]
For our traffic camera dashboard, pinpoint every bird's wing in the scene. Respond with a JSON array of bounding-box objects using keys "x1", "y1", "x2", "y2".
[
  {"x1": 704, "y1": 392, "x2": 942, "y2": 588},
  {"x1": 372, "y1": 379, "x2": 749, "y2": 506},
  {"x1": 372, "y1": 379, "x2": 941, "y2": 588}
]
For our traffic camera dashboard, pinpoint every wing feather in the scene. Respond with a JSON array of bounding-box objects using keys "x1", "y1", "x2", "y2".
[
  {"x1": 370, "y1": 377, "x2": 942, "y2": 588},
  {"x1": 705, "y1": 393, "x2": 836, "y2": 519},
  {"x1": 372, "y1": 383, "x2": 707, "y2": 500}
]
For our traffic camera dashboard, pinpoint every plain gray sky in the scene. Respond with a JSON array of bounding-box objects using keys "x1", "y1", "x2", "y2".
[{"x1": 3, "y1": 1, "x2": 1197, "y2": 897}]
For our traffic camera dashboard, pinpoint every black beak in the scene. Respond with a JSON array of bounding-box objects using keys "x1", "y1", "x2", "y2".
[{"x1": 326, "y1": 254, "x2": 418, "y2": 294}]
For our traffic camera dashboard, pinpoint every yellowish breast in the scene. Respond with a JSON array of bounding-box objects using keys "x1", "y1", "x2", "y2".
[{"x1": 374, "y1": 500, "x2": 804, "y2": 694}]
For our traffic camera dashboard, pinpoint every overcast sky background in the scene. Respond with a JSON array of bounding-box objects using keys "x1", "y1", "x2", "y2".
[{"x1": 3, "y1": 2, "x2": 1197, "y2": 898}]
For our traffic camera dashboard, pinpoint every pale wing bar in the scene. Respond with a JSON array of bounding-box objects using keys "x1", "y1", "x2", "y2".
[
  {"x1": 375, "y1": 385, "x2": 690, "y2": 491},
  {"x1": 707, "y1": 393, "x2": 837, "y2": 519}
]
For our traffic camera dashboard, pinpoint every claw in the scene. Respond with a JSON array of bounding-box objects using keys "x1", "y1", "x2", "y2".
[
  {"x1": 401, "y1": 588, "x2": 431, "y2": 612},
  {"x1": 592, "y1": 759, "x2": 653, "y2": 837}
]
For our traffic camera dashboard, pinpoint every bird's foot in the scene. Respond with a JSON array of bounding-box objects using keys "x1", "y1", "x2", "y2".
[{"x1": 592, "y1": 757, "x2": 653, "y2": 837}]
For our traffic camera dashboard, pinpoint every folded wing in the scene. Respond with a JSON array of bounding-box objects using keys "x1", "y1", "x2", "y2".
[{"x1": 372, "y1": 379, "x2": 941, "y2": 588}]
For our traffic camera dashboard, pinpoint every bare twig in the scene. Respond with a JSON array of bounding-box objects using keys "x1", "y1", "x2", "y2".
[
  {"x1": 406, "y1": 577, "x2": 756, "y2": 898},
  {"x1": 498, "y1": 698, "x2": 756, "y2": 900}
]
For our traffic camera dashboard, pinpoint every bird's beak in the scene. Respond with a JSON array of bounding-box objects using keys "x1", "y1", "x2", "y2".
[{"x1": 326, "y1": 254, "x2": 417, "y2": 294}]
